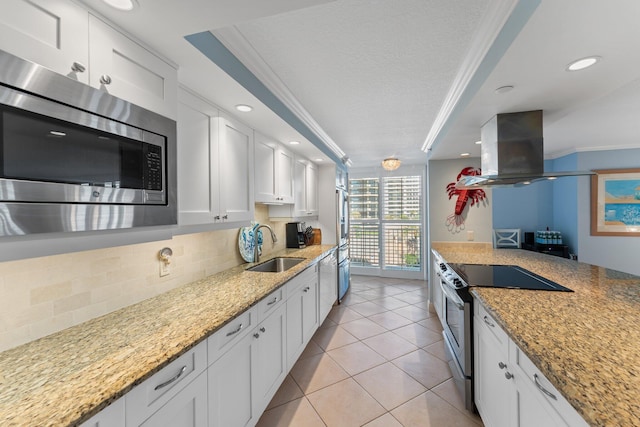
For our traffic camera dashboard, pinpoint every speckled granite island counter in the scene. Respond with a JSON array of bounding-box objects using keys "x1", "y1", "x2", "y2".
[
  {"x1": 0, "y1": 245, "x2": 336, "y2": 426},
  {"x1": 433, "y1": 243, "x2": 640, "y2": 427}
]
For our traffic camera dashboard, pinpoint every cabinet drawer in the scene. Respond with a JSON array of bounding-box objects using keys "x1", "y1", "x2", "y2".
[
  {"x1": 125, "y1": 340, "x2": 207, "y2": 426},
  {"x1": 474, "y1": 299, "x2": 509, "y2": 353},
  {"x1": 286, "y1": 264, "x2": 318, "y2": 297},
  {"x1": 208, "y1": 306, "x2": 256, "y2": 364},
  {"x1": 258, "y1": 286, "x2": 285, "y2": 322},
  {"x1": 513, "y1": 347, "x2": 588, "y2": 427}
]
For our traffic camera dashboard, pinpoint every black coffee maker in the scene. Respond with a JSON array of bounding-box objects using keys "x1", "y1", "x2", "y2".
[{"x1": 286, "y1": 222, "x2": 306, "y2": 248}]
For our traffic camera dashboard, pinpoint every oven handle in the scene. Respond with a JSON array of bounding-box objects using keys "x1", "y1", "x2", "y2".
[{"x1": 440, "y1": 279, "x2": 464, "y2": 309}]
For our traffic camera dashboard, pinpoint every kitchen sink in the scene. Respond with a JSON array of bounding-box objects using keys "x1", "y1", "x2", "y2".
[{"x1": 246, "y1": 257, "x2": 305, "y2": 273}]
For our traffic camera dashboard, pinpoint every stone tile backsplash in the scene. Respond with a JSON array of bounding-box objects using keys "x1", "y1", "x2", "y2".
[{"x1": 0, "y1": 205, "x2": 287, "y2": 352}]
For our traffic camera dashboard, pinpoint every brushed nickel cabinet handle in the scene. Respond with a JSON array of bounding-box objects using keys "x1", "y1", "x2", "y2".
[
  {"x1": 483, "y1": 316, "x2": 495, "y2": 328},
  {"x1": 267, "y1": 297, "x2": 278, "y2": 306},
  {"x1": 154, "y1": 365, "x2": 186, "y2": 390},
  {"x1": 99, "y1": 74, "x2": 112, "y2": 85},
  {"x1": 225, "y1": 323, "x2": 243, "y2": 337},
  {"x1": 534, "y1": 374, "x2": 557, "y2": 400}
]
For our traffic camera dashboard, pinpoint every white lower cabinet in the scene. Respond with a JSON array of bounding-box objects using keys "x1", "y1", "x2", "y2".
[
  {"x1": 139, "y1": 372, "x2": 208, "y2": 427},
  {"x1": 79, "y1": 396, "x2": 125, "y2": 427},
  {"x1": 286, "y1": 265, "x2": 319, "y2": 367},
  {"x1": 126, "y1": 341, "x2": 208, "y2": 427},
  {"x1": 474, "y1": 299, "x2": 588, "y2": 427},
  {"x1": 84, "y1": 262, "x2": 327, "y2": 427}
]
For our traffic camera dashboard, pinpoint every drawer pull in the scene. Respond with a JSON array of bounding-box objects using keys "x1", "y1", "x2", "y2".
[
  {"x1": 483, "y1": 315, "x2": 495, "y2": 328},
  {"x1": 260, "y1": 327, "x2": 266, "y2": 333},
  {"x1": 505, "y1": 371, "x2": 514, "y2": 380},
  {"x1": 303, "y1": 286, "x2": 310, "y2": 293},
  {"x1": 498, "y1": 362, "x2": 507, "y2": 369},
  {"x1": 226, "y1": 323, "x2": 243, "y2": 337},
  {"x1": 267, "y1": 297, "x2": 278, "y2": 306},
  {"x1": 534, "y1": 374, "x2": 557, "y2": 400},
  {"x1": 154, "y1": 365, "x2": 186, "y2": 390}
]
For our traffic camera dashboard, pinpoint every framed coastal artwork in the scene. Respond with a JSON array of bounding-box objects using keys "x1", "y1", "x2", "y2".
[{"x1": 591, "y1": 168, "x2": 640, "y2": 236}]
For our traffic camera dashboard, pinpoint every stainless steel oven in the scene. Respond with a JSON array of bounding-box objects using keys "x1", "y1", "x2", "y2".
[
  {"x1": 0, "y1": 48, "x2": 176, "y2": 236},
  {"x1": 439, "y1": 267, "x2": 475, "y2": 412}
]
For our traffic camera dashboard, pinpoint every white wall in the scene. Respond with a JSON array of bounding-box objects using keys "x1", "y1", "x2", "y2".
[{"x1": 428, "y1": 158, "x2": 493, "y2": 243}]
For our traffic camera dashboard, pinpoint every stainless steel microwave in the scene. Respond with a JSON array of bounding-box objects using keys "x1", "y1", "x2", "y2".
[{"x1": 0, "y1": 49, "x2": 177, "y2": 236}]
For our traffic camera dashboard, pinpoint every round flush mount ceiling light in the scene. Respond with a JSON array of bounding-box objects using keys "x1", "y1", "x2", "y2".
[
  {"x1": 382, "y1": 157, "x2": 401, "y2": 171},
  {"x1": 235, "y1": 104, "x2": 253, "y2": 112},
  {"x1": 494, "y1": 85, "x2": 514, "y2": 94},
  {"x1": 289, "y1": 141, "x2": 300, "y2": 145},
  {"x1": 460, "y1": 152, "x2": 471, "y2": 157},
  {"x1": 475, "y1": 140, "x2": 482, "y2": 145},
  {"x1": 566, "y1": 56, "x2": 601, "y2": 71},
  {"x1": 101, "y1": 0, "x2": 137, "y2": 11}
]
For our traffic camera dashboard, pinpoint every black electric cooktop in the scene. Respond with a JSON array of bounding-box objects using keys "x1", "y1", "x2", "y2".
[{"x1": 448, "y1": 264, "x2": 573, "y2": 292}]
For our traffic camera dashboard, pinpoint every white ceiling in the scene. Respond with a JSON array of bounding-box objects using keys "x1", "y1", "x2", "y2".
[{"x1": 82, "y1": 0, "x2": 640, "y2": 169}]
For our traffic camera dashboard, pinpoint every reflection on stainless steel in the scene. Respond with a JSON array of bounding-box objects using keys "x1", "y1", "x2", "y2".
[{"x1": 0, "y1": 49, "x2": 177, "y2": 236}]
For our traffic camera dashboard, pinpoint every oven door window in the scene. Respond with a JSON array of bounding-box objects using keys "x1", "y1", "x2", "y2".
[
  {"x1": 444, "y1": 290, "x2": 463, "y2": 347},
  {"x1": 0, "y1": 106, "x2": 150, "y2": 190}
]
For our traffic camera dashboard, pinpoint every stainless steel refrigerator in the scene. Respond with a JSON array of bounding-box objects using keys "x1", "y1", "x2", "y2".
[{"x1": 337, "y1": 185, "x2": 350, "y2": 302}]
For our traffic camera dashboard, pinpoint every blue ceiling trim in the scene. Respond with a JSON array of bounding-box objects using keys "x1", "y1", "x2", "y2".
[
  {"x1": 428, "y1": 0, "x2": 542, "y2": 156},
  {"x1": 185, "y1": 31, "x2": 346, "y2": 171}
]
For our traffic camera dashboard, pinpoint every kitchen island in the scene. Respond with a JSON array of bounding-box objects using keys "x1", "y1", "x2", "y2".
[
  {"x1": 0, "y1": 244, "x2": 336, "y2": 426},
  {"x1": 433, "y1": 243, "x2": 640, "y2": 427}
]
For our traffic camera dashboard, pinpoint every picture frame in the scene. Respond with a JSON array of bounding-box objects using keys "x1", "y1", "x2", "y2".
[{"x1": 591, "y1": 168, "x2": 640, "y2": 236}]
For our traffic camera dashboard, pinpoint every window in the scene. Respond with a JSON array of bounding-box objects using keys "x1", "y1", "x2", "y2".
[{"x1": 349, "y1": 173, "x2": 423, "y2": 275}]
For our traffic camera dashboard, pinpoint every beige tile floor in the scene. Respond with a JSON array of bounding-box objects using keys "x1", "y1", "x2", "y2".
[{"x1": 256, "y1": 275, "x2": 484, "y2": 427}]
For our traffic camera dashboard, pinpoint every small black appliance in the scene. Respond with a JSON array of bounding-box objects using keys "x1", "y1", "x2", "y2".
[{"x1": 286, "y1": 222, "x2": 306, "y2": 248}]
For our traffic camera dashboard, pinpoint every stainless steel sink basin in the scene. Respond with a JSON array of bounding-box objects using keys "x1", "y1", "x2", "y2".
[{"x1": 247, "y1": 257, "x2": 305, "y2": 273}]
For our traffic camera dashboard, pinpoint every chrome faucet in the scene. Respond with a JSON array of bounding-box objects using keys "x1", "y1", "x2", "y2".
[{"x1": 254, "y1": 224, "x2": 278, "y2": 263}]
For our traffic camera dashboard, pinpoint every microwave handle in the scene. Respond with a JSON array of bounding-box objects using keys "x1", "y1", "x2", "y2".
[{"x1": 440, "y1": 280, "x2": 464, "y2": 309}]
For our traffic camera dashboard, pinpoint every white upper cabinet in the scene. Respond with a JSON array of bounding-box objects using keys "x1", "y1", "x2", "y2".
[
  {"x1": 88, "y1": 15, "x2": 177, "y2": 119},
  {"x1": 177, "y1": 89, "x2": 254, "y2": 228},
  {"x1": 217, "y1": 113, "x2": 254, "y2": 223},
  {"x1": 269, "y1": 156, "x2": 318, "y2": 219},
  {"x1": 0, "y1": 0, "x2": 89, "y2": 83},
  {"x1": 254, "y1": 134, "x2": 294, "y2": 205},
  {"x1": 0, "y1": 1, "x2": 177, "y2": 119}
]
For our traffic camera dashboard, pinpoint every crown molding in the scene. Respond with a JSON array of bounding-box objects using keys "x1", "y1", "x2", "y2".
[
  {"x1": 422, "y1": 0, "x2": 540, "y2": 153},
  {"x1": 212, "y1": 26, "x2": 346, "y2": 161}
]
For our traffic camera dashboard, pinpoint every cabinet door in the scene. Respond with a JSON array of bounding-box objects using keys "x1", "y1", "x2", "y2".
[
  {"x1": 88, "y1": 15, "x2": 177, "y2": 119},
  {"x1": 177, "y1": 92, "x2": 219, "y2": 226},
  {"x1": 140, "y1": 373, "x2": 208, "y2": 427},
  {"x1": 276, "y1": 147, "x2": 295, "y2": 204},
  {"x1": 255, "y1": 303, "x2": 287, "y2": 415},
  {"x1": 254, "y1": 136, "x2": 277, "y2": 203},
  {"x1": 292, "y1": 158, "x2": 308, "y2": 217},
  {"x1": 79, "y1": 397, "x2": 125, "y2": 427},
  {"x1": 302, "y1": 272, "x2": 319, "y2": 343},
  {"x1": 0, "y1": 0, "x2": 89, "y2": 83},
  {"x1": 514, "y1": 374, "x2": 568, "y2": 427},
  {"x1": 319, "y1": 251, "x2": 338, "y2": 322},
  {"x1": 218, "y1": 116, "x2": 254, "y2": 223},
  {"x1": 208, "y1": 331, "x2": 257, "y2": 427},
  {"x1": 305, "y1": 163, "x2": 319, "y2": 216},
  {"x1": 286, "y1": 282, "x2": 305, "y2": 368},
  {"x1": 474, "y1": 317, "x2": 513, "y2": 427}
]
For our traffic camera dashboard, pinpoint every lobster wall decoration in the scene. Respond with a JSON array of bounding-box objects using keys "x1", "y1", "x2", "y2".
[{"x1": 445, "y1": 167, "x2": 487, "y2": 232}]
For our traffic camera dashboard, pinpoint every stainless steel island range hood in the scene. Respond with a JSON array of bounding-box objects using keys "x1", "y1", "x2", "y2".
[{"x1": 456, "y1": 110, "x2": 593, "y2": 188}]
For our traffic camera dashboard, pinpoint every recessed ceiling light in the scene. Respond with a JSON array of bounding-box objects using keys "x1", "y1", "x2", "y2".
[
  {"x1": 522, "y1": 181, "x2": 531, "y2": 185},
  {"x1": 101, "y1": 0, "x2": 137, "y2": 11},
  {"x1": 235, "y1": 104, "x2": 253, "y2": 112},
  {"x1": 49, "y1": 131, "x2": 66, "y2": 137},
  {"x1": 547, "y1": 176, "x2": 557, "y2": 180},
  {"x1": 566, "y1": 56, "x2": 601, "y2": 71},
  {"x1": 315, "y1": 158, "x2": 323, "y2": 162},
  {"x1": 494, "y1": 85, "x2": 514, "y2": 94},
  {"x1": 289, "y1": 141, "x2": 300, "y2": 145},
  {"x1": 475, "y1": 140, "x2": 482, "y2": 145},
  {"x1": 460, "y1": 152, "x2": 471, "y2": 157}
]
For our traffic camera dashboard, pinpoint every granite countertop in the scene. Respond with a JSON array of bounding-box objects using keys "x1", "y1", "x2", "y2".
[
  {"x1": 0, "y1": 244, "x2": 336, "y2": 426},
  {"x1": 432, "y1": 244, "x2": 640, "y2": 427}
]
